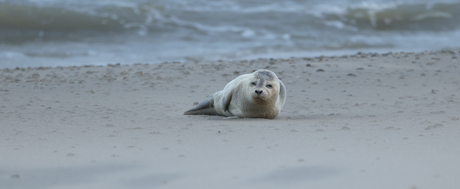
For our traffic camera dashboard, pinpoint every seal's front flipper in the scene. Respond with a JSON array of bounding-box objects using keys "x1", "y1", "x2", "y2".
[
  {"x1": 278, "y1": 80, "x2": 287, "y2": 107},
  {"x1": 221, "y1": 90, "x2": 233, "y2": 113},
  {"x1": 183, "y1": 95, "x2": 218, "y2": 115}
]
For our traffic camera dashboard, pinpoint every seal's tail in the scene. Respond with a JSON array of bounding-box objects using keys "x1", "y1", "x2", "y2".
[{"x1": 184, "y1": 95, "x2": 218, "y2": 115}]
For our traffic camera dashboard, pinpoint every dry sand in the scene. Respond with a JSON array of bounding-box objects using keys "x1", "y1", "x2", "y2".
[{"x1": 1, "y1": 51, "x2": 459, "y2": 189}]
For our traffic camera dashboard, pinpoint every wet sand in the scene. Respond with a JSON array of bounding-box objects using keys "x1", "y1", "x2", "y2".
[{"x1": 1, "y1": 51, "x2": 459, "y2": 189}]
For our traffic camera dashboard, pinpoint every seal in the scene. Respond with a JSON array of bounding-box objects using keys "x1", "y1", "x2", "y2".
[{"x1": 184, "y1": 69, "x2": 286, "y2": 119}]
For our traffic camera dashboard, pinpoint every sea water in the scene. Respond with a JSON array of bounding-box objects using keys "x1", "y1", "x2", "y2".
[{"x1": 1, "y1": 0, "x2": 459, "y2": 68}]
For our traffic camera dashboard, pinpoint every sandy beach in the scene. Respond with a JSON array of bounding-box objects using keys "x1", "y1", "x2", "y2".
[{"x1": 1, "y1": 51, "x2": 459, "y2": 189}]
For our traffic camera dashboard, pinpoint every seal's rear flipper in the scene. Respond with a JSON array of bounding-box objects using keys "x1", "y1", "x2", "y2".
[{"x1": 183, "y1": 95, "x2": 218, "y2": 115}]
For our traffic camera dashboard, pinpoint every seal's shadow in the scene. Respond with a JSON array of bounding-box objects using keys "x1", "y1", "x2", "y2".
[{"x1": 189, "y1": 113, "x2": 347, "y2": 121}]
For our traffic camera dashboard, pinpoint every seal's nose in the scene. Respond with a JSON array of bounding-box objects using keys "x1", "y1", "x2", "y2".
[{"x1": 255, "y1": 90, "x2": 263, "y2": 95}]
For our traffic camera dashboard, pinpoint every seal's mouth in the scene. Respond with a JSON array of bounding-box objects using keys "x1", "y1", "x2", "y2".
[{"x1": 254, "y1": 97, "x2": 266, "y2": 101}]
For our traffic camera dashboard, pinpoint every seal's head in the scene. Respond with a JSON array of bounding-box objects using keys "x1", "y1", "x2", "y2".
[{"x1": 248, "y1": 69, "x2": 280, "y2": 102}]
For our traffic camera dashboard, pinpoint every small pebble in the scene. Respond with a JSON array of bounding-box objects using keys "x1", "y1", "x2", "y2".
[
  {"x1": 11, "y1": 174, "x2": 20, "y2": 179},
  {"x1": 425, "y1": 124, "x2": 443, "y2": 130},
  {"x1": 341, "y1": 126, "x2": 351, "y2": 130}
]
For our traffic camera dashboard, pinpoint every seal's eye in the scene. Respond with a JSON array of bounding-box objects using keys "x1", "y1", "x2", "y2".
[
  {"x1": 266, "y1": 84, "x2": 272, "y2": 88},
  {"x1": 251, "y1": 82, "x2": 257, "y2": 86}
]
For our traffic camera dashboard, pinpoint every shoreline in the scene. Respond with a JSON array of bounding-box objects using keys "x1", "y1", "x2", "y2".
[
  {"x1": 1, "y1": 49, "x2": 458, "y2": 70},
  {"x1": 1, "y1": 51, "x2": 459, "y2": 189}
]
